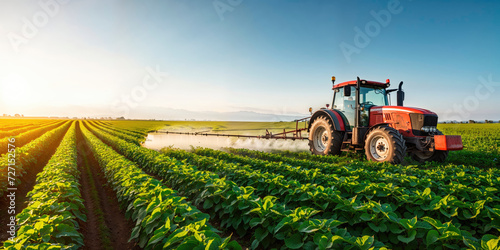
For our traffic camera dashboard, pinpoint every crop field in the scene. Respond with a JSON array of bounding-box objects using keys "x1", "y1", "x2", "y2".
[{"x1": 0, "y1": 119, "x2": 499, "y2": 249}]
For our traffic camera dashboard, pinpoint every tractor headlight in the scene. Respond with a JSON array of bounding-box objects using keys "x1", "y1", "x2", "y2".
[{"x1": 421, "y1": 126, "x2": 437, "y2": 133}]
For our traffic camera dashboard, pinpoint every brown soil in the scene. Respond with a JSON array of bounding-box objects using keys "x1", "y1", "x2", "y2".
[{"x1": 76, "y1": 122, "x2": 139, "y2": 250}]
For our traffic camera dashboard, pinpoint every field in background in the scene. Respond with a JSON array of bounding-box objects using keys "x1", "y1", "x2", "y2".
[{"x1": 1, "y1": 119, "x2": 499, "y2": 249}]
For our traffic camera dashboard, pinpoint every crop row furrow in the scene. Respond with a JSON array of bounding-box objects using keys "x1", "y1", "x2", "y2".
[
  {"x1": 80, "y1": 123, "x2": 240, "y2": 249},
  {"x1": 85, "y1": 122, "x2": 385, "y2": 249}
]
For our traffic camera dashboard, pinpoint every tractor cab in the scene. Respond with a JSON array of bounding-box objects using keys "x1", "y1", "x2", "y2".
[{"x1": 332, "y1": 78, "x2": 390, "y2": 129}]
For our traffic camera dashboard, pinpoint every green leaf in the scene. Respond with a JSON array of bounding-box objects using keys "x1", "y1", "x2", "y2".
[
  {"x1": 274, "y1": 217, "x2": 291, "y2": 234},
  {"x1": 354, "y1": 235, "x2": 374, "y2": 250},
  {"x1": 320, "y1": 235, "x2": 337, "y2": 249},
  {"x1": 368, "y1": 223, "x2": 379, "y2": 232},
  {"x1": 298, "y1": 222, "x2": 319, "y2": 234},
  {"x1": 54, "y1": 224, "x2": 80, "y2": 238},
  {"x1": 249, "y1": 218, "x2": 264, "y2": 228},
  {"x1": 426, "y1": 230, "x2": 440, "y2": 246},
  {"x1": 34, "y1": 221, "x2": 45, "y2": 231},
  {"x1": 203, "y1": 199, "x2": 213, "y2": 210},
  {"x1": 251, "y1": 239, "x2": 260, "y2": 250},
  {"x1": 360, "y1": 213, "x2": 373, "y2": 221},
  {"x1": 147, "y1": 231, "x2": 167, "y2": 247},
  {"x1": 285, "y1": 233, "x2": 304, "y2": 249},
  {"x1": 227, "y1": 240, "x2": 243, "y2": 250},
  {"x1": 388, "y1": 223, "x2": 404, "y2": 234},
  {"x1": 130, "y1": 226, "x2": 141, "y2": 241},
  {"x1": 398, "y1": 230, "x2": 417, "y2": 244},
  {"x1": 423, "y1": 187, "x2": 431, "y2": 196},
  {"x1": 165, "y1": 217, "x2": 171, "y2": 231},
  {"x1": 147, "y1": 207, "x2": 162, "y2": 225},
  {"x1": 254, "y1": 227, "x2": 268, "y2": 242},
  {"x1": 378, "y1": 223, "x2": 388, "y2": 232},
  {"x1": 481, "y1": 235, "x2": 500, "y2": 250},
  {"x1": 463, "y1": 236, "x2": 479, "y2": 250}
]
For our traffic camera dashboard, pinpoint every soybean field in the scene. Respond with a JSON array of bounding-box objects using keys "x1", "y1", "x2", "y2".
[{"x1": 0, "y1": 119, "x2": 499, "y2": 249}]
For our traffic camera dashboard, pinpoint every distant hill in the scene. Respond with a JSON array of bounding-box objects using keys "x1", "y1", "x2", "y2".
[{"x1": 6, "y1": 105, "x2": 308, "y2": 122}]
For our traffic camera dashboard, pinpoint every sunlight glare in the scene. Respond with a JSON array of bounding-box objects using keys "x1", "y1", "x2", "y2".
[{"x1": 1, "y1": 74, "x2": 37, "y2": 107}]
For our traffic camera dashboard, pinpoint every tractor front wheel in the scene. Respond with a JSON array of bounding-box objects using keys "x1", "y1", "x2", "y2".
[
  {"x1": 364, "y1": 126, "x2": 407, "y2": 164},
  {"x1": 308, "y1": 116, "x2": 343, "y2": 155}
]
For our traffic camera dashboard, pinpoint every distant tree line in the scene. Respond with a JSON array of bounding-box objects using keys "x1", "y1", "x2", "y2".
[{"x1": 441, "y1": 120, "x2": 499, "y2": 124}]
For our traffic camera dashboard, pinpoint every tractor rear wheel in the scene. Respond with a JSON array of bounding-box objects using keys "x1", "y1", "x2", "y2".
[
  {"x1": 410, "y1": 130, "x2": 448, "y2": 163},
  {"x1": 364, "y1": 125, "x2": 406, "y2": 164},
  {"x1": 308, "y1": 116, "x2": 343, "y2": 155}
]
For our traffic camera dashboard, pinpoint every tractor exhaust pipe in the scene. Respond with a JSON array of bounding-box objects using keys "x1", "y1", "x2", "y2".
[{"x1": 397, "y1": 81, "x2": 404, "y2": 106}]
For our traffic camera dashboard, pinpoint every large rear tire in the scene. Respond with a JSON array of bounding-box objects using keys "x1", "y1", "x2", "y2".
[
  {"x1": 364, "y1": 125, "x2": 406, "y2": 164},
  {"x1": 410, "y1": 130, "x2": 448, "y2": 163},
  {"x1": 308, "y1": 116, "x2": 343, "y2": 155}
]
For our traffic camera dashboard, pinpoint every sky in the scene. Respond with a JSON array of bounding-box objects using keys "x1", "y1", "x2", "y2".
[{"x1": 0, "y1": 0, "x2": 499, "y2": 121}]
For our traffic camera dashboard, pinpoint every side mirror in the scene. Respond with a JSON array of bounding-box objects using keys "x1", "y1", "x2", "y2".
[{"x1": 344, "y1": 86, "x2": 351, "y2": 97}]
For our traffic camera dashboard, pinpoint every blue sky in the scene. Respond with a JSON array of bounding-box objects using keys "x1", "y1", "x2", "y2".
[{"x1": 0, "y1": 0, "x2": 498, "y2": 121}]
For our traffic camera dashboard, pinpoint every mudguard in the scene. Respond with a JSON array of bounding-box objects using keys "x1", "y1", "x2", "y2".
[{"x1": 308, "y1": 109, "x2": 349, "y2": 132}]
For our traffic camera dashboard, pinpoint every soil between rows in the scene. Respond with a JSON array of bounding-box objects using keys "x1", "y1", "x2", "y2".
[
  {"x1": 76, "y1": 123, "x2": 139, "y2": 249},
  {"x1": 85, "y1": 124, "x2": 250, "y2": 249}
]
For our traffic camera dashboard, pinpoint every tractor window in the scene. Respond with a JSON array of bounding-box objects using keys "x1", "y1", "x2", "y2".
[
  {"x1": 333, "y1": 88, "x2": 344, "y2": 110},
  {"x1": 359, "y1": 87, "x2": 388, "y2": 107},
  {"x1": 333, "y1": 86, "x2": 356, "y2": 128}
]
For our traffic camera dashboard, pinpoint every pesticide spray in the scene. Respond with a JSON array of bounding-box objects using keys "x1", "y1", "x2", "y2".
[{"x1": 143, "y1": 132, "x2": 309, "y2": 152}]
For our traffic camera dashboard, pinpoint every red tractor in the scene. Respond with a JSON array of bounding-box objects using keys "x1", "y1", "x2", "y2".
[{"x1": 308, "y1": 77, "x2": 463, "y2": 164}]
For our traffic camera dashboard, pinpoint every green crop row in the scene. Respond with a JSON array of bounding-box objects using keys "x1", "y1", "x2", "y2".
[
  {"x1": 190, "y1": 147, "x2": 500, "y2": 248},
  {"x1": 93, "y1": 120, "x2": 147, "y2": 138},
  {"x1": 80, "y1": 123, "x2": 239, "y2": 249},
  {"x1": 97, "y1": 120, "x2": 160, "y2": 136},
  {"x1": 90, "y1": 121, "x2": 500, "y2": 249},
  {"x1": 0, "y1": 121, "x2": 66, "y2": 156},
  {"x1": 3, "y1": 122, "x2": 86, "y2": 249},
  {"x1": 87, "y1": 121, "x2": 143, "y2": 145},
  {"x1": 161, "y1": 147, "x2": 485, "y2": 248},
  {"x1": 0, "y1": 121, "x2": 71, "y2": 197},
  {"x1": 195, "y1": 148, "x2": 500, "y2": 237},
  {"x1": 229, "y1": 147, "x2": 500, "y2": 191},
  {"x1": 196, "y1": 148, "x2": 498, "y2": 203},
  {"x1": 0, "y1": 123, "x2": 41, "y2": 133},
  {"x1": 0, "y1": 120, "x2": 59, "y2": 138},
  {"x1": 85, "y1": 121, "x2": 389, "y2": 249},
  {"x1": 201, "y1": 147, "x2": 499, "y2": 201}
]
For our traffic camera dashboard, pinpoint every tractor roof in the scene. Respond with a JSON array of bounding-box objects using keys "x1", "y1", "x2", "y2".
[{"x1": 333, "y1": 80, "x2": 389, "y2": 89}]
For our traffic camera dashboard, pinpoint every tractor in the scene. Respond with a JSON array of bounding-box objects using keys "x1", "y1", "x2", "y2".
[{"x1": 308, "y1": 76, "x2": 463, "y2": 164}]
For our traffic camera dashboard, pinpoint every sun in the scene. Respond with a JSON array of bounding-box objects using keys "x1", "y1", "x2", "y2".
[{"x1": 0, "y1": 74, "x2": 37, "y2": 107}]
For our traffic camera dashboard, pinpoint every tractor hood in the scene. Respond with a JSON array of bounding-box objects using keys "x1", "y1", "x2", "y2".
[
  {"x1": 369, "y1": 106, "x2": 438, "y2": 137},
  {"x1": 370, "y1": 106, "x2": 437, "y2": 115}
]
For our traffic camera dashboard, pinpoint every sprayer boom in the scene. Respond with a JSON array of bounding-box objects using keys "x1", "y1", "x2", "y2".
[{"x1": 154, "y1": 117, "x2": 310, "y2": 141}]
